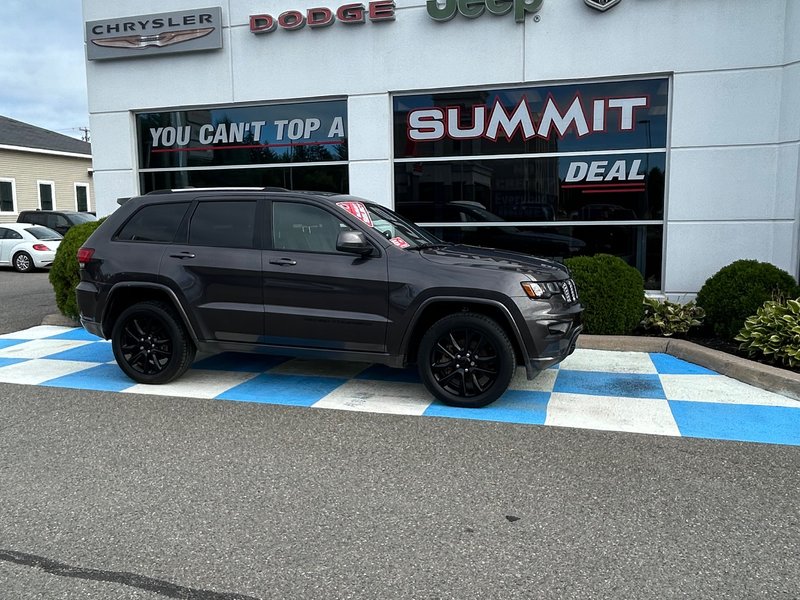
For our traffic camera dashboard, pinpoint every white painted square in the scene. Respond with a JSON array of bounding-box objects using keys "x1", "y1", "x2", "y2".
[
  {"x1": 314, "y1": 380, "x2": 432, "y2": 416},
  {"x1": 659, "y1": 374, "x2": 799, "y2": 407},
  {"x1": 545, "y1": 392, "x2": 680, "y2": 437},
  {"x1": 269, "y1": 358, "x2": 368, "y2": 379},
  {"x1": 509, "y1": 367, "x2": 558, "y2": 392},
  {"x1": 0, "y1": 339, "x2": 92, "y2": 360},
  {"x1": 558, "y1": 349, "x2": 658, "y2": 374},
  {"x1": 0, "y1": 326, "x2": 74, "y2": 340},
  {"x1": 124, "y1": 370, "x2": 259, "y2": 399},
  {"x1": 0, "y1": 359, "x2": 98, "y2": 385}
]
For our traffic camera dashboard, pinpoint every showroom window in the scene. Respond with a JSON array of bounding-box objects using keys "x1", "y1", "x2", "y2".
[
  {"x1": 0, "y1": 179, "x2": 15, "y2": 212},
  {"x1": 136, "y1": 99, "x2": 349, "y2": 195},
  {"x1": 393, "y1": 78, "x2": 669, "y2": 289},
  {"x1": 38, "y1": 181, "x2": 55, "y2": 210}
]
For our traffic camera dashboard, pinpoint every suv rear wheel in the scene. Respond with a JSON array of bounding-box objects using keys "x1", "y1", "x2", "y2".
[
  {"x1": 111, "y1": 301, "x2": 195, "y2": 384},
  {"x1": 418, "y1": 312, "x2": 515, "y2": 408}
]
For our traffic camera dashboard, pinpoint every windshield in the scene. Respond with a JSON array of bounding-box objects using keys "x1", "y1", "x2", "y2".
[
  {"x1": 335, "y1": 199, "x2": 443, "y2": 250},
  {"x1": 25, "y1": 226, "x2": 63, "y2": 241},
  {"x1": 70, "y1": 213, "x2": 97, "y2": 224}
]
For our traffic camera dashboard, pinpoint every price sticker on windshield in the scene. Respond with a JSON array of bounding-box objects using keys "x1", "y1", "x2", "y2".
[
  {"x1": 389, "y1": 237, "x2": 410, "y2": 248},
  {"x1": 336, "y1": 201, "x2": 373, "y2": 227}
]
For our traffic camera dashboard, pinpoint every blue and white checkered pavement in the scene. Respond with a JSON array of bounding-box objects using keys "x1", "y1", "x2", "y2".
[{"x1": 1, "y1": 325, "x2": 798, "y2": 446}]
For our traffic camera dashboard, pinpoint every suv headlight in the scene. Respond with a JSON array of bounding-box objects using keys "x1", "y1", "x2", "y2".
[{"x1": 521, "y1": 281, "x2": 562, "y2": 299}]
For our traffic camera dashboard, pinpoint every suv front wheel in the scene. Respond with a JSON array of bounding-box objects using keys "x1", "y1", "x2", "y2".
[
  {"x1": 111, "y1": 301, "x2": 196, "y2": 384},
  {"x1": 418, "y1": 312, "x2": 515, "y2": 408}
]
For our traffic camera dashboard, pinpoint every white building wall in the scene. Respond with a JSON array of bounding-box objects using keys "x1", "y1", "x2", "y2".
[{"x1": 82, "y1": 0, "x2": 800, "y2": 293}]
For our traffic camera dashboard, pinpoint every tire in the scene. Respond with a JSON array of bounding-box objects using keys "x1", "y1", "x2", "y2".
[
  {"x1": 418, "y1": 312, "x2": 515, "y2": 408},
  {"x1": 111, "y1": 301, "x2": 195, "y2": 384},
  {"x1": 13, "y1": 252, "x2": 34, "y2": 273}
]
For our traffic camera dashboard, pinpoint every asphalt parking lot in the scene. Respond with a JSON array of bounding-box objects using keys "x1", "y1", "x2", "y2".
[{"x1": 1, "y1": 270, "x2": 798, "y2": 598}]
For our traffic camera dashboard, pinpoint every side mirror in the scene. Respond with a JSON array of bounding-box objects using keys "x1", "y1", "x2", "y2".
[{"x1": 337, "y1": 230, "x2": 373, "y2": 256}]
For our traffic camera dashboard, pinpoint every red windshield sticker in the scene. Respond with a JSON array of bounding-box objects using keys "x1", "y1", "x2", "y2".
[
  {"x1": 389, "y1": 237, "x2": 410, "y2": 248},
  {"x1": 336, "y1": 201, "x2": 374, "y2": 227}
]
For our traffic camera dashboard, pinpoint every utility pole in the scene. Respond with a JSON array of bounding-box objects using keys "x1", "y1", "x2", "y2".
[{"x1": 79, "y1": 127, "x2": 91, "y2": 143}]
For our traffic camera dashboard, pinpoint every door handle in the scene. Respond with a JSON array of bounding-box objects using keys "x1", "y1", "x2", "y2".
[
  {"x1": 169, "y1": 252, "x2": 196, "y2": 259},
  {"x1": 269, "y1": 257, "x2": 297, "y2": 266}
]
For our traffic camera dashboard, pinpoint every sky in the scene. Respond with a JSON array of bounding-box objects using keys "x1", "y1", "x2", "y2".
[{"x1": 0, "y1": 0, "x2": 89, "y2": 139}]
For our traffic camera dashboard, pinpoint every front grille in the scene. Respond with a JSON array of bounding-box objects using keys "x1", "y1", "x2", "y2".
[{"x1": 561, "y1": 279, "x2": 578, "y2": 303}]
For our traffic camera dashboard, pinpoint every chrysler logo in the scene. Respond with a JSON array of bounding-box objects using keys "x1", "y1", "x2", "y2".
[
  {"x1": 92, "y1": 27, "x2": 214, "y2": 49},
  {"x1": 584, "y1": 0, "x2": 622, "y2": 11}
]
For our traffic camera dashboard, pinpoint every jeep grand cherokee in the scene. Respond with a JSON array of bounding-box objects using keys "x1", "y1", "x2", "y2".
[{"x1": 76, "y1": 189, "x2": 582, "y2": 408}]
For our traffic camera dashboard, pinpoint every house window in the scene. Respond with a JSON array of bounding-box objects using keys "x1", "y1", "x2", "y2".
[
  {"x1": 38, "y1": 181, "x2": 55, "y2": 210},
  {"x1": 0, "y1": 180, "x2": 15, "y2": 212},
  {"x1": 75, "y1": 184, "x2": 90, "y2": 212}
]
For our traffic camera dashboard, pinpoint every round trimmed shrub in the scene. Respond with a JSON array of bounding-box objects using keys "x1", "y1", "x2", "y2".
[
  {"x1": 49, "y1": 220, "x2": 104, "y2": 320},
  {"x1": 696, "y1": 260, "x2": 800, "y2": 340},
  {"x1": 564, "y1": 254, "x2": 644, "y2": 335}
]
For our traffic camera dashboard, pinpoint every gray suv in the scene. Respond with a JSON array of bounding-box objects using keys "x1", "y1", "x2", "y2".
[{"x1": 76, "y1": 189, "x2": 582, "y2": 408}]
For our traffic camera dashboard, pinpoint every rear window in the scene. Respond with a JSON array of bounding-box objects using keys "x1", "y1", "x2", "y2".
[
  {"x1": 24, "y1": 226, "x2": 63, "y2": 241},
  {"x1": 116, "y1": 202, "x2": 190, "y2": 243}
]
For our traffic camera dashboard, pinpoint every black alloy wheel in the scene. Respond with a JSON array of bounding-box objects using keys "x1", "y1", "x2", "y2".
[
  {"x1": 111, "y1": 301, "x2": 195, "y2": 384},
  {"x1": 13, "y1": 252, "x2": 33, "y2": 273},
  {"x1": 418, "y1": 312, "x2": 515, "y2": 408}
]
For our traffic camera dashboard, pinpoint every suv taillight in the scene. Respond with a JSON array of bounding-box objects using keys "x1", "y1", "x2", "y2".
[{"x1": 77, "y1": 247, "x2": 95, "y2": 267}]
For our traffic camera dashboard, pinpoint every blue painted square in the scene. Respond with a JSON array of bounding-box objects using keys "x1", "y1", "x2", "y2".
[
  {"x1": 216, "y1": 373, "x2": 346, "y2": 406},
  {"x1": 0, "y1": 339, "x2": 26, "y2": 351},
  {"x1": 424, "y1": 390, "x2": 550, "y2": 424},
  {"x1": 670, "y1": 400, "x2": 800, "y2": 446},
  {"x1": 554, "y1": 369, "x2": 666, "y2": 399},
  {"x1": 356, "y1": 364, "x2": 421, "y2": 383},
  {"x1": 49, "y1": 328, "x2": 102, "y2": 341},
  {"x1": 45, "y1": 342, "x2": 115, "y2": 363},
  {"x1": 0, "y1": 357, "x2": 26, "y2": 368},
  {"x1": 40, "y1": 364, "x2": 134, "y2": 392},
  {"x1": 650, "y1": 353, "x2": 717, "y2": 375},
  {"x1": 193, "y1": 352, "x2": 289, "y2": 373}
]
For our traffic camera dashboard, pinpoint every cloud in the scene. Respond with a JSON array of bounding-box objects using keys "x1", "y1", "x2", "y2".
[{"x1": 0, "y1": 0, "x2": 89, "y2": 137}]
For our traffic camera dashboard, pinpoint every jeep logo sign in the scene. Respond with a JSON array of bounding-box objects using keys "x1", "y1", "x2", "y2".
[
  {"x1": 427, "y1": 0, "x2": 544, "y2": 23},
  {"x1": 86, "y1": 7, "x2": 223, "y2": 60}
]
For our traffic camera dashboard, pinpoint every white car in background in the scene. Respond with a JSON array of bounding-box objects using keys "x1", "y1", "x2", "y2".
[{"x1": 0, "y1": 223, "x2": 63, "y2": 273}]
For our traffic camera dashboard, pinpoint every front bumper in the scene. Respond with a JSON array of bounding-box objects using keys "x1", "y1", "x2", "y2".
[{"x1": 513, "y1": 297, "x2": 583, "y2": 379}]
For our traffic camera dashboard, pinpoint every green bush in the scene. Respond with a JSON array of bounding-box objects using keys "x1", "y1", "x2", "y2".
[
  {"x1": 640, "y1": 296, "x2": 705, "y2": 337},
  {"x1": 564, "y1": 254, "x2": 644, "y2": 335},
  {"x1": 696, "y1": 260, "x2": 800, "y2": 340},
  {"x1": 735, "y1": 298, "x2": 800, "y2": 368},
  {"x1": 49, "y1": 220, "x2": 104, "y2": 320}
]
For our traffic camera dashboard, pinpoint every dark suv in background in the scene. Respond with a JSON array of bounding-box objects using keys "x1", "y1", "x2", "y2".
[
  {"x1": 18, "y1": 210, "x2": 97, "y2": 236},
  {"x1": 76, "y1": 189, "x2": 582, "y2": 407}
]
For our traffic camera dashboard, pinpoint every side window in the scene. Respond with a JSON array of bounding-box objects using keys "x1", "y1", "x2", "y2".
[
  {"x1": 55, "y1": 215, "x2": 70, "y2": 229},
  {"x1": 0, "y1": 227, "x2": 7, "y2": 239},
  {"x1": 43, "y1": 214, "x2": 58, "y2": 230},
  {"x1": 188, "y1": 200, "x2": 257, "y2": 249},
  {"x1": 273, "y1": 202, "x2": 352, "y2": 253},
  {"x1": 1, "y1": 228, "x2": 22, "y2": 240},
  {"x1": 116, "y1": 202, "x2": 190, "y2": 242}
]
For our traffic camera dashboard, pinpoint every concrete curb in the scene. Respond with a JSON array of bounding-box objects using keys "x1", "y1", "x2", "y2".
[
  {"x1": 578, "y1": 335, "x2": 800, "y2": 402},
  {"x1": 40, "y1": 314, "x2": 799, "y2": 402}
]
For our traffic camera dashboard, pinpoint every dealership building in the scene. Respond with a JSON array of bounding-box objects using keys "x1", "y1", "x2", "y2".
[{"x1": 82, "y1": 0, "x2": 800, "y2": 295}]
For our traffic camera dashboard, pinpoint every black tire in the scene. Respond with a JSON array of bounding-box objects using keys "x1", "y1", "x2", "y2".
[
  {"x1": 13, "y1": 251, "x2": 34, "y2": 273},
  {"x1": 418, "y1": 312, "x2": 515, "y2": 408},
  {"x1": 111, "y1": 301, "x2": 195, "y2": 384}
]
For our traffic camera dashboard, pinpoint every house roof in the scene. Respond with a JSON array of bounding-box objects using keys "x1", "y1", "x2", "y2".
[{"x1": 0, "y1": 115, "x2": 91, "y2": 156}]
